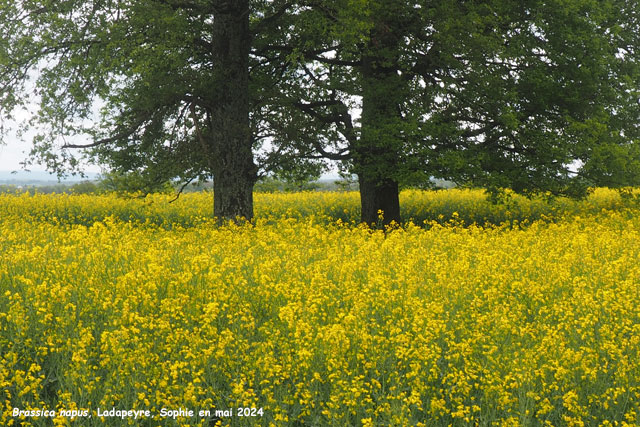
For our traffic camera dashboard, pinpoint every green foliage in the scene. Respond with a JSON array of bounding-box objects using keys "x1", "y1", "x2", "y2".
[
  {"x1": 69, "y1": 181, "x2": 100, "y2": 195},
  {"x1": 254, "y1": 176, "x2": 320, "y2": 193},
  {"x1": 262, "y1": 0, "x2": 640, "y2": 199},
  {"x1": 97, "y1": 170, "x2": 173, "y2": 195},
  {"x1": 0, "y1": 182, "x2": 100, "y2": 195}
]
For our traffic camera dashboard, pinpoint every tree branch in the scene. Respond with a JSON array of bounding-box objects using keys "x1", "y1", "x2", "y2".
[
  {"x1": 62, "y1": 113, "x2": 151, "y2": 149},
  {"x1": 251, "y1": 1, "x2": 295, "y2": 35},
  {"x1": 189, "y1": 102, "x2": 214, "y2": 171},
  {"x1": 169, "y1": 175, "x2": 197, "y2": 203},
  {"x1": 307, "y1": 54, "x2": 361, "y2": 67}
]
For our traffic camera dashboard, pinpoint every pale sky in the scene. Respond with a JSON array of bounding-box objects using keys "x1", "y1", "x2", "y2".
[
  {"x1": 1, "y1": 102, "x2": 102, "y2": 173},
  {"x1": 0, "y1": 137, "x2": 30, "y2": 171},
  {"x1": 0, "y1": 128, "x2": 102, "y2": 174},
  {"x1": 1, "y1": 106, "x2": 33, "y2": 171}
]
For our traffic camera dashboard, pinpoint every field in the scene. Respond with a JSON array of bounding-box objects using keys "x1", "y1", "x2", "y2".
[{"x1": 1, "y1": 189, "x2": 640, "y2": 426}]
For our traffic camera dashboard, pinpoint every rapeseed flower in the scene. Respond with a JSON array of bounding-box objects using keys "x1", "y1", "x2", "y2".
[{"x1": 1, "y1": 191, "x2": 640, "y2": 425}]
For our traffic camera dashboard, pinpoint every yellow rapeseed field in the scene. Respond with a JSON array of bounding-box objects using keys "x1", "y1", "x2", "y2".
[{"x1": 1, "y1": 189, "x2": 640, "y2": 426}]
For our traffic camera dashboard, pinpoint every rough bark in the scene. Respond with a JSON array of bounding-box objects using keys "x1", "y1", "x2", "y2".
[
  {"x1": 210, "y1": 0, "x2": 257, "y2": 221},
  {"x1": 358, "y1": 176, "x2": 401, "y2": 226},
  {"x1": 357, "y1": 87, "x2": 402, "y2": 226},
  {"x1": 354, "y1": 6, "x2": 404, "y2": 226}
]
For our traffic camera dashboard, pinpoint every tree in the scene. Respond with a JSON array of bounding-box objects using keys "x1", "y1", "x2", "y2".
[
  {"x1": 253, "y1": 0, "x2": 411, "y2": 225},
  {"x1": 0, "y1": 0, "x2": 283, "y2": 221},
  {"x1": 260, "y1": 0, "x2": 640, "y2": 224}
]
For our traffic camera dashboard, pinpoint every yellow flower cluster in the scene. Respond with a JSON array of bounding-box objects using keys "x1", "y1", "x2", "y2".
[
  {"x1": 0, "y1": 187, "x2": 632, "y2": 227},
  {"x1": 1, "y1": 190, "x2": 640, "y2": 426}
]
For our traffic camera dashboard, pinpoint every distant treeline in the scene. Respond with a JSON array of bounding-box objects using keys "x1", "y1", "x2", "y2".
[
  {"x1": 0, "y1": 177, "x2": 360, "y2": 195},
  {"x1": 0, "y1": 181, "x2": 102, "y2": 195},
  {"x1": 0, "y1": 177, "x2": 455, "y2": 194}
]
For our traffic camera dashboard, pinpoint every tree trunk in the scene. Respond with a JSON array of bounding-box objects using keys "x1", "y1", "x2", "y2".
[
  {"x1": 210, "y1": 0, "x2": 257, "y2": 221},
  {"x1": 358, "y1": 176, "x2": 401, "y2": 226},
  {"x1": 354, "y1": 4, "x2": 404, "y2": 226}
]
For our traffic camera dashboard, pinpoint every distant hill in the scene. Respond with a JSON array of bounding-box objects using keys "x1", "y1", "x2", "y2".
[
  {"x1": 0, "y1": 170, "x2": 454, "y2": 190},
  {"x1": 0, "y1": 170, "x2": 100, "y2": 185}
]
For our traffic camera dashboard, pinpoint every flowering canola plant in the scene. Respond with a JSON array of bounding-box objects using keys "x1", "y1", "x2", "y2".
[{"x1": 1, "y1": 190, "x2": 640, "y2": 426}]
